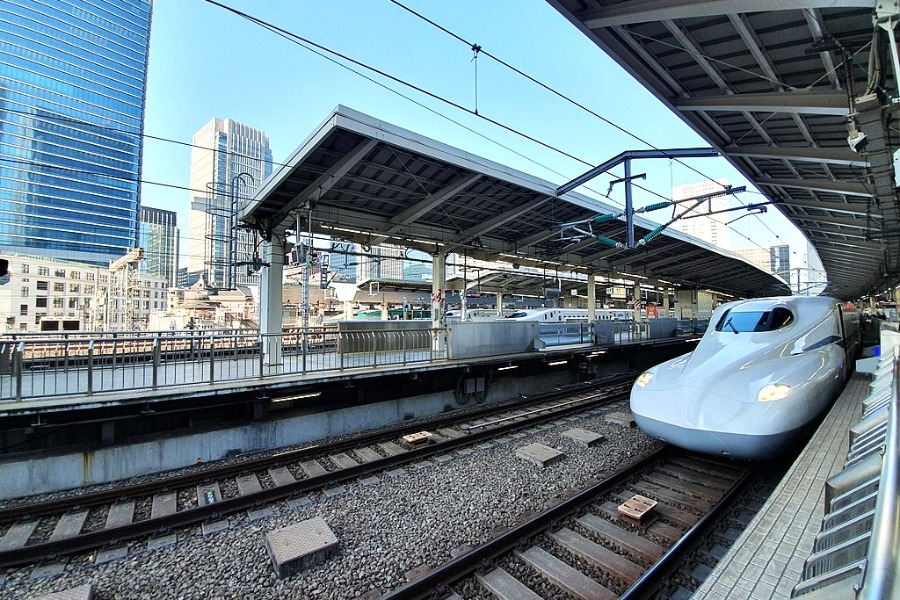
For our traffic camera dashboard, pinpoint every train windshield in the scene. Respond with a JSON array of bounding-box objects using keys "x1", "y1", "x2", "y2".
[
  {"x1": 715, "y1": 307, "x2": 794, "y2": 333},
  {"x1": 507, "y1": 311, "x2": 529, "y2": 319}
]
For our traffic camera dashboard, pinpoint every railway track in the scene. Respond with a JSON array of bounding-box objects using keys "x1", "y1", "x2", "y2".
[
  {"x1": 0, "y1": 378, "x2": 634, "y2": 569},
  {"x1": 381, "y1": 447, "x2": 756, "y2": 599}
]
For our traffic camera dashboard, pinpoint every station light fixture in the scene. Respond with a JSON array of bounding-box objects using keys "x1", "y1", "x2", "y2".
[
  {"x1": 547, "y1": 360, "x2": 569, "y2": 366},
  {"x1": 497, "y1": 365, "x2": 518, "y2": 371},
  {"x1": 272, "y1": 391, "x2": 322, "y2": 403}
]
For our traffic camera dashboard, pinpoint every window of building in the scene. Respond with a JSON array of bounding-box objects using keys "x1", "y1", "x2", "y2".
[
  {"x1": 53, "y1": 282, "x2": 64, "y2": 292},
  {"x1": 85, "y1": 285, "x2": 94, "y2": 294},
  {"x1": 20, "y1": 323, "x2": 27, "y2": 331},
  {"x1": 36, "y1": 298, "x2": 48, "y2": 308},
  {"x1": 36, "y1": 281, "x2": 48, "y2": 291},
  {"x1": 69, "y1": 284, "x2": 80, "y2": 293},
  {"x1": 20, "y1": 305, "x2": 28, "y2": 316},
  {"x1": 70, "y1": 271, "x2": 80, "y2": 280},
  {"x1": 68, "y1": 299, "x2": 78, "y2": 309},
  {"x1": 34, "y1": 316, "x2": 40, "y2": 325},
  {"x1": 100, "y1": 275, "x2": 108, "y2": 283},
  {"x1": 20, "y1": 264, "x2": 29, "y2": 274},
  {"x1": 86, "y1": 273, "x2": 95, "y2": 281},
  {"x1": 20, "y1": 287, "x2": 28, "y2": 297},
  {"x1": 54, "y1": 269, "x2": 65, "y2": 278},
  {"x1": 53, "y1": 298, "x2": 63, "y2": 308},
  {"x1": 38, "y1": 266, "x2": 49, "y2": 276}
]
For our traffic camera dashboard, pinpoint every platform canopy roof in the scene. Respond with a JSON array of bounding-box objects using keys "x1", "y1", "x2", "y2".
[
  {"x1": 241, "y1": 106, "x2": 789, "y2": 299},
  {"x1": 548, "y1": 0, "x2": 900, "y2": 301}
]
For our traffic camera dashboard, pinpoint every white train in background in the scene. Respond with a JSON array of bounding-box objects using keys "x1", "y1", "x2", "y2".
[
  {"x1": 630, "y1": 296, "x2": 860, "y2": 459},
  {"x1": 504, "y1": 308, "x2": 635, "y2": 322}
]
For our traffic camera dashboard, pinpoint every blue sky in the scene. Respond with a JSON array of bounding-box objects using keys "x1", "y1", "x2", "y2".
[{"x1": 139, "y1": 0, "x2": 812, "y2": 279}]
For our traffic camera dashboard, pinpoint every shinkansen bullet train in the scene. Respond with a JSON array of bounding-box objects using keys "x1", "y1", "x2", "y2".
[
  {"x1": 630, "y1": 296, "x2": 860, "y2": 459},
  {"x1": 505, "y1": 308, "x2": 634, "y2": 322}
]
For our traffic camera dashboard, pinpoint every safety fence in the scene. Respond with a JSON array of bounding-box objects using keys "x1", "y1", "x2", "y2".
[{"x1": 0, "y1": 327, "x2": 444, "y2": 402}]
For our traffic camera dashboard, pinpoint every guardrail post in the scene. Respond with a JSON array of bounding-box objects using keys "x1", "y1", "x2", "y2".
[
  {"x1": 209, "y1": 333, "x2": 215, "y2": 385},
  {"x1": 402, "y1": 331, "x2": 407, "y2": 364},
  {"x1": 258, "y1": 334, "x2": 265, "y2": 379},
  {"x1": 152, "y1": 337, "x2": 160, "y2": 390},
  {"x1": 302, "y1": 330, "x2": 307, "y2": 374},
  {"x1": 86, "y1": 340, "x2": 94, "y2": 397},
  {"x1": 373, "y1": 332, "x2": 378, "y2": 368},
  {"x1": 339, "y1": 331, "x2": 345, "y2": 371},
  {"x1": 14, "y1": 341, "x2": 24, "y2": 402}
]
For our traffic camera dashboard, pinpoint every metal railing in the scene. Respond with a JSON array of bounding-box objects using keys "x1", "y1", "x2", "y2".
[
  {"x1": 0, "y1": 326, "x2": 446, "y2": 403},
  {"x1": 792, "y1": 347, "x2": 900, "y2": 598},
  {"x1": 535, "y1": 322, "x2": 593, "y2": 349},
  {"x1": 858, "y1": 350, "x2": 900, "y2": 600}
]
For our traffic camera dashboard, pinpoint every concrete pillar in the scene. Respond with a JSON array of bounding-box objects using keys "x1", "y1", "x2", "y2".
[
  {"x1": 260, "y1": 235, "x2": 285, "y2": 366},
  {"x1": 431, "y1": 252, "x2": 446, "y2": 327},
  {"x1": 380, "y1": 299, "x2": 388, "y2": 320},
  {"x1": 431, "y1": 252, "x2": 446, "y2": 351},
  {"x1": 587, "y1": 273, "x2": 597, "y2": 323},
  {"x1": 662, "y1": 288, "x2": 670, "y2": 316},
  {"x1": 496, "y1": 292, "x2": 504, "y2": 317},
  {"x1": 632, "y1": 281, "x2": 641, "y2": 321}
]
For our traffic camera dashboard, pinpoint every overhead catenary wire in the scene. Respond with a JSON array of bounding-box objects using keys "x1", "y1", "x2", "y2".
[
  {"x1": 384, "y1": 0, "x2": 814, "y2": 269},
  {"x1": 3, "y1": 1, "x2": 814, "y2": 277},
  {"x1": 198, "y1": 0, "x2": 803, "y2": 266}
]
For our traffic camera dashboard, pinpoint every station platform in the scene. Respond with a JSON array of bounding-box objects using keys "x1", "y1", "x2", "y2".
[{"x1": 693, "y1": 372, "x2": 872, "y2": 600}]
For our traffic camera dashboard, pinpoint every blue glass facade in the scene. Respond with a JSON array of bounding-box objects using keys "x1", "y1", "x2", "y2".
[{"x1": 0, "y1": 0, "x2": 151, "y2": 265}]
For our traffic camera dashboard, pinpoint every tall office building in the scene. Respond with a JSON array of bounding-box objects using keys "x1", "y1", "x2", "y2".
[
  {"x1": 356, "y1": 245, "x2": 404, "y2": 281},
  {"x1": 671, "y1": 179, "x2": 731, "y2": 248},
  {"x1": 328, "y1": 241, "x2": 358, "y2": 283},
  {"x1": 0, "y1": 0, "x2": 152, "y2": 265},
  {"x1": 139, "y1": 206, "x2": 178, "y2": 287},
  {"x1": 188, "y1": 118, "x2": 272, "y2": 289},
  {"x1": 735, "y1": 245, "x2": 791, "y2": 282}
]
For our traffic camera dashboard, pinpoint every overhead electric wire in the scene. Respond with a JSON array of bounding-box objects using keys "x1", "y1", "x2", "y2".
[
  {"x1": 4, "y1": 1, "x2": 813, "y2": 277},
  {"x1": 384, "y1": 0, "x2": 812, "y2": 269}
]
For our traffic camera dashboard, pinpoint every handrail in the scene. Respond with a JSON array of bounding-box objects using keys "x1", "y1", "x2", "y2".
[
  {"x1": 0, "y1": 325, "x2": 447, "y2": 403},
  {"x1": 860, "y1": 347, "x2": 900, "y2": 599}
]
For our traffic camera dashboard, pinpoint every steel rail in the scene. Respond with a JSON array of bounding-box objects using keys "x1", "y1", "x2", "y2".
[
  {"x1": 378, "y1": 446, "x2": 674, "y2": 599},
  {"x1": 0, "y1": 378, "x2": 630, "y2": 522},
  {"x1": 620, "y1": 460, "x2": 758, "y2": 599},
  {"x1": 0, "y1": 389, "x2": 631, "y2": 568}
]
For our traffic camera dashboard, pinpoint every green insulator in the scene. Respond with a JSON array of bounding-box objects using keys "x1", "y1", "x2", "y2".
[
  {"x1": 642, "y1": 201, "x2": 672, "y2": 213},
  {"x1": 596, "y1": 235, "x2": 622, "y2": 248},
  {"x1": 592, "y1": 213, "x2": 619, "y2": 223},
  {"x1": 641, "y1": 224, "x2": 667, "y2": 244}
]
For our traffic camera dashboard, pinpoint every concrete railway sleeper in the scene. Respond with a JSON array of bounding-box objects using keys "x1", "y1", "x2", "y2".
[
  {"x1": 380, "y1": 447, "x2": 757, "y2": 600},
  {"x1": 0, "y1": 379, "x2": 635, "y2": 569}
]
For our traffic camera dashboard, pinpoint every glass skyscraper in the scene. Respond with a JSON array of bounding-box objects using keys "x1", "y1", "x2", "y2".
[
  {"x1": 0, "y1": 0, "x2": 152, "y2": 265},
  {"x1": 139, "y1": 205, "x2": 177, "y2": 287}
]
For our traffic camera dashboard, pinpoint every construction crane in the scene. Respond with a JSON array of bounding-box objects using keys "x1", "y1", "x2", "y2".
[{"x1": 108, "y1": 247, "x2": 144, "y2": 331}]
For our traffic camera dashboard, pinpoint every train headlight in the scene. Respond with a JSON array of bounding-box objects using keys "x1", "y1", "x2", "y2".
[
  {"x1": 635, "y1": 371, "x2": 654, "y2": 388},
  {"x1": 757, "y1": 383, "x2": 792, "y2": 402}
]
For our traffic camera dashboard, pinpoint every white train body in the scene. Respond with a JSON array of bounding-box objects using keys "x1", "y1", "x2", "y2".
[
  {"x1": 630, "y1": 296, "x2": 859, "y2": 459},
  {"x1": 505, "y1": 308, "x2": 634, "y2": 322}
]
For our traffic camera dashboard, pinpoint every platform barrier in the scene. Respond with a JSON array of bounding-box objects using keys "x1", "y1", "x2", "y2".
[{"x1": 0, "y1": 326, "x2": 446, "y2": 402}]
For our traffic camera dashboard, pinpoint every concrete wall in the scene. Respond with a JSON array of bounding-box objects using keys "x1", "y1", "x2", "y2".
[{"x1": 0, "y1": 368, "x2": 570, "y2": 499}]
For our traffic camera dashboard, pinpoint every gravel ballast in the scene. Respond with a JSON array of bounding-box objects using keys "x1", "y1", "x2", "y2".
[{"x1": 1, "y1": 399, "x2": 664, "y2": 599}]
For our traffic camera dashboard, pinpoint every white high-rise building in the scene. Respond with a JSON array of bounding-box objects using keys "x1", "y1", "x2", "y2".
[
  {"x1": 356, "y1": 245, "x2": 405, "y2": 281},
  {"x1": 671, "y1": 179, "x2": 731, "y2": 248},
  {"x1": 188, "y1": 118, "x2": 273, "y2": 288}
]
